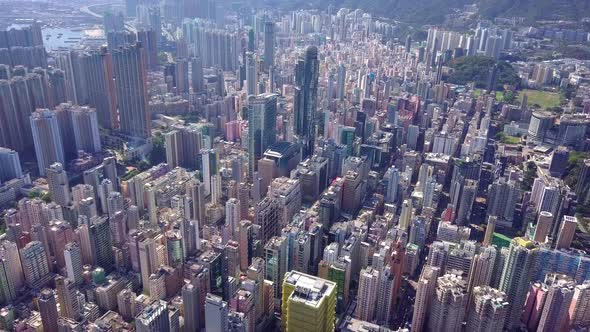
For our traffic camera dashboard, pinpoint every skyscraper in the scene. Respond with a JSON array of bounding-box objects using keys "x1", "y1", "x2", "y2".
[
  {"x1": 38, "y1": 289, "x2": 59, "y2": 332},
  {"x1": 466, "y1": 286, "x2": 508, "y2": 332},
  {"x1": 46, "y1": 162, "x2": 70, "y2": 207},
  {"x1": 83, "y1": 47, "x2": 118, "y2": 129},
  {"x1": 64, "y1": 243, "x2": 83, "y2": 285},
  {"x1": 245, "y1": 52, "x2": 257, "y2": 96},
  {"x1": 247, "y1": 93, "x2": 277, "y2": 180},
  {"x1": 556, "y1": 215, "x2": 578, "y2": 250},
  {"x1": 205, "y1": 293, "x2": 228, "y2": 332},
  {"x1": 30, "y1": 109, "x2": 65, "y2": 177},
  {"x1": 293, "y1": 46, "x2": 320, "y2": 158},
  {"x1": 536, "y1": 274, "x2": 575, "y2": 332},
  {"x1": 499, "y1": 237, "x2": 539, "y2": 330},
  {"x1": 182, "y1": 283, "x2": 201, "y2": 332},
  {"x1": 428, "y1": 272, "x2": 467, "y2": 332},
  {"x1": 70, "y1": 106, "x2": 101, "y2": 153},
  {"x1": 263, "y1": 22, "x2": 275, "y2": 72},
  {"x1": 0, "y1": 147, "x2": 23, "y2": 181},
  {"x1": 112, "y1": 43, "x2": 150, "y2": 138},
  {"x1": 282, "y1": 271, "x2": 336, "y2": 332},
  {"x1": 135, "y1": 300, "x2": 170, "y2": 332},
  {"x1": 355, "y1": 267, "x2": 379, "y2": 321},
  {"x1": 190, "y1": 56, "x2": 205, "y2": 94}
]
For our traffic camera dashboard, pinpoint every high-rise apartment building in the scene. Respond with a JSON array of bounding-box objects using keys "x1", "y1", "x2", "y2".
[
  {"x1": 499, "y1": 237, "x2": 539, "y2": 330},
  {"x1": 46, "y1": 162, "x2": 70, "y2": 207},
  {"x1": 355, "y1": 267, "x2": 379, "y2": 321},
  {"x1": 112, "y1": 43, "x2": 150, "y2": 138},
  {"x1": 38, "y1": 289, "x2": 59, "y2": 332},
  {"x1": 428, "y1": 272, "x2": 467, "y2": 332},
  {"x1": 83, "y1": 47, "x2": 118, "y2": 129},
  {"x1": 466, "y1": 286, "x2": 508, "y2": 332},
  {"x1": 70, "y1": 106, "x2": 102, "y2": 153},
  {"x1": 30, "y1": 109, "x2": 65, "y2": 176}
]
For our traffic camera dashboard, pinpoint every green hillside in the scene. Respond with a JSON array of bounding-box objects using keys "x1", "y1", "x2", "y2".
[{"x1": 262, "y1": 0, "x2": 590, "y2": 24}]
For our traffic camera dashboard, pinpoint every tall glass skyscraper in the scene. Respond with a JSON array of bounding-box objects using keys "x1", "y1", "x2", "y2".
[
  {"x1": 248, "y1": 93, "x2": 277, "y2": 180},
  {"x1": 294, "y1": 46, "x2": 319, "y2": 159}
]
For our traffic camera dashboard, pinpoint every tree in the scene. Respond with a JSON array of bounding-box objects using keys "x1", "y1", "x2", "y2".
[{"x1": 149, "y1": 133, "x2": 166, "y2": 166}]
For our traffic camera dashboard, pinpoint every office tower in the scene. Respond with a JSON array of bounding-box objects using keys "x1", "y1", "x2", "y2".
[
  {"x1": 20, "y1": 240, "x2": 50, "y2": 288},
  {"x1": 355, "y1": 267, "x2": 379, "y2": 321},
  {"x1": 535, "y1": 274, "x2": 575, "y2": 332},
  {"x1": 549, "y1": 146, "x2": 569, "y2": 177},
  {"x1": 466, "y1": 286, "x2": 508, "y2": 332},
  {"x1": 245, "y1": 52, "x2": 257, "y2": 95},
  {"x1": 428, "y1": 272, "x2": 467, "y2": 332},
  {"x1": 190, "y1": 56, "x2": 205, "y2": 94},
  {"x1": 64, "y1": 243, "x2": 83, "y2": 285},
  {"x1": 205, "y1": 293, "x2": 228, "y2": 332},
  {"x1": 293, "y1": 46, "x2": 320, "y2": 158},
  {"x1": 70, "y1": 106, "x2": 101, "y2": 153},
  {"x1": 83, "y1": 48, "x2": 118, "y2": 129},
  {"x1": 556, "y1": 215, "x2": 578, "y2": 250},
  {"x1": 264, "y1": 236, "x2": 287, "y2": 299},
  {"x1": 534, "y1": 211, "x2": 553, "y2": 243},
  {"x1": 182, "y1": 283, "x2": 201, "y2": 332},
  {"x1": 46, "y1": 163, "x2": 71, "y2": 206},
  {"x1": 135, "y1": 300, "x2": 170, "y2": 332},
  {"x1": 0, "y1": 148, "x2": 22, "y2": 182},
  {"x1": 55, "y1": 276, "x2": 80, "y2": 319},
  {"x1": 175, "y1": 58, "x2": 189, "y2": 94},
  {"x1": 112, "y1": 43, "x2": 150, "y2": 138},
  {"x1": 282, "y1": 271, "x2": 336, "y2": 332},
  {"x1": 247, "y1": 93, "x2": 277, "y2": 180},
  {"x1": 483, "y1": 216, "x2": 496, "y2": 246},
  {"x1": 89, "y1": 217, "x2": 114, "y2": 271},
  {"x1": 30, "y1": 109, "x2": 65, "y2": 177},
  {"x1": 569, "y1": 281, "x2": 590, "y2": 329},
  {"x1": 263, "y1": 22, "x2": 275, "y2": 71},
  {"x1": 256, "y1": 196, "x2": 280, "y2": 244},
  {"x1": 38, "y1": 289, "x2": 59, "y2": 332},
  {"x1": 499, "y1": 237, "x2": 539, "y2": 330}
]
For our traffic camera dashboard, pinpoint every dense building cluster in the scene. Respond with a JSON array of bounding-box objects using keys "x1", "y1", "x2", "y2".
[{"x1": 0, "y1": 1, "x2": 590, "y2": 332}]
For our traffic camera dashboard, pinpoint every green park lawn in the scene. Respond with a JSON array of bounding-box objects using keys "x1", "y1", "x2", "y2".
[{"x1": 517, "y1": 89, "x2": 561, "y2": 109}]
